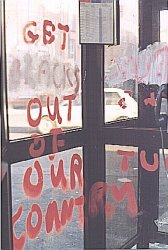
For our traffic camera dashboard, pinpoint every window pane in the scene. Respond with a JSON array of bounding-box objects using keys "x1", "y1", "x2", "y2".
[
  {"x1": 160, "y1": 10, "x2": 168, "y2": 43},
  {"x1": 104, "y1": 0, "x2": 139, "y2": 123},
  {"x1": 106, "y1": 145, "x2": 138, "y2": 248},
  {"x1": 158, "y1": 148, "x2": 168, "y2": 233},
  {"x1": 11, "y1": 147, "x2": 84, "y2": 249},
  {"x1": 5, "y1": 0, "x2": 81, "y2": 140}
]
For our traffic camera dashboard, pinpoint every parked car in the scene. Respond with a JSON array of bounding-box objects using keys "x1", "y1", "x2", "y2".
[{"x1": 8, "y1": 88, "x2": 138, "y2": 134}]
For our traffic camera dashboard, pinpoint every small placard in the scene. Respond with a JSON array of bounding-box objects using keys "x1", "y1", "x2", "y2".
[{"x1": 79, "y1": 0, "x2": 119, "y2": 45}]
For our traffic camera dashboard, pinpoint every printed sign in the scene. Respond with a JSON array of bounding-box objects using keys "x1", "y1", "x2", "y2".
[{"x1": 79, "y1": 0, "x2": 119, "y2": 44}]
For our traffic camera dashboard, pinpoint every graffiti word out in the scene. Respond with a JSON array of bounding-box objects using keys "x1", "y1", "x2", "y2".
[{"x1": 27, "y1": 95, "x2": 76, "y2": 129}]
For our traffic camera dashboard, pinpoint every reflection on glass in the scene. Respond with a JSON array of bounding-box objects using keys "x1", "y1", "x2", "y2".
[
  {"x1": 11, "y1": 147, "x2": 83, "y2": 250},
  {"x1": 104, "y1": 0, "x2": 139, "y2": 123},
  {"x1": 160, "y1": 10, "x2": 168, "y2": 43},
  {"x1": 105, "y1": 145, "x2": 138, "y2": 248},
  {"x1": 5, "y1": 0, "x2": 81, "y2": 140},
  {"x1": 104, "y1": 87, "x2": 138, "y2": 122},
  {"x1": 158, "y1": 148, "x2": 168, "y2": 233}
]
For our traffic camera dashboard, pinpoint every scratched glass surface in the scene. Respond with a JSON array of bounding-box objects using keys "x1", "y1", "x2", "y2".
[
  {"x1": 160, "y1": 10, "x2": 168, "y2": 43},
  {"x1": 105, "y1": 0, "x2": 168, "y2": 125},
  {"x1": 11, "y1": 147, "x2": 84, "y2": 250},
  {"x1": 160, "y1": 9, "x2": 168, "y2": 134},
  {"x1": 5, "y1": 0, "x2": 81, "y2": 140},
  {"x1": 105, "y1": 145, "x2": 138, "y2": 248},
  {"x1": 104, "y1": 0, "x2": 139, "y2": 124}
]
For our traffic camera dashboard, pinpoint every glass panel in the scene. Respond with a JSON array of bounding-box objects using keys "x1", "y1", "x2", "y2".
[
  {"x1": 106, "y1": 145, "x2": 138, "y2": 248},
  {"x1": 160, "y1": 10, "x2": 168, "y2": 43},
  {"x1": 104, "y1": 0, "x2": 138, "y2": 123},
  {"x1": 5, "y1": 0, "x2": 81, "y2": 140},
  {"x1": 11, "y1": 147, "x2": 84, "y2": 250},
  {"x1": 157, "y1": 148, "x2": 168, "y2": 233},
  {"x1": 160, "y1": 10, "x2": 168, "y2": 133}
]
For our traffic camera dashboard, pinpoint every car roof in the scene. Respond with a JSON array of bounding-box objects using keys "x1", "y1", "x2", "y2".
[{"x1": 104, "y1": 88, "x2": 125, "y2": 94}]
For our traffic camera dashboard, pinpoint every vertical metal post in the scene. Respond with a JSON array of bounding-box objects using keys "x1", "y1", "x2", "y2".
[
  {"x1": 138, "y1": 83, "x2": 160, "y2": 248},
  {"x1": 82, "y1": 44, "x2": 106, "y2": 249},
  {"x1": 138, "y1": 0, "x2": 161, "y2": 246},
  {"x1": 1, "y1": 0, "x2": 13, "y2": 249}
]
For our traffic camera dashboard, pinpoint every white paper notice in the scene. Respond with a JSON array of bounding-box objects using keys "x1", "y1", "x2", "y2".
[{"x1": 80, "y1": 3, "x2": 114, "y2": 44}]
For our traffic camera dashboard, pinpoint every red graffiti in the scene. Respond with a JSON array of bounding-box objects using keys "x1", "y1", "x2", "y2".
[
  {"x1": 27, "y1": 98, "x2": 42, "y2": 127},
  {"x1": 12, "y1": 205, "x2": 26, "y2": 250},
  {"x1": 111, "y1": 182, "x2": 137, "y2": 217},
  {"x1": 89, "y1": 181, "x2": 137, "y2": 218},
  {"x1": 144, "y1": 92, "x2": 156, "y2": 106},
  {"x1": 45, "y1": 198, "x2": 74, "y2": 234},
  {"x1": 13, "y1": 177, "x2": 138, "y2": 249},
  {"x1": 29, "y1": 129, "x2": 64, "y2": 158},
  {"x1": 43, "y1": 20, "x2": 55, "y2": 45},
  {"x1": 29, "y1": 134, "x2": 45, "y2": 157},
  {"x1": 23, "y1": 160, "x2": 43, "y2": 198},
  {"x1": 117, "y1": 150, "x2": 135, "y2": 172},
  {"x1": 89, "y1": 182, "x2": 108, "y2": 217},
  {"x1": 140, "y1": 150, "x2": 158, "y2": 171},
  {"x1": 27, "y1": 95, "x2": 77, "y2": 129},
  {"x1": 48, "y1": 152, "x2": 84, "y2": 192},
  {"x1": 14, "y1": 84, "x2": 166, "y2": 250},
  {"x1": 70, "y1": 154, "x2": 83, "y2": 191},
  {"x1": 12, "y1": 196, "x2": 82, "y2": 250},
  {"x1": 26, "y1": 204, "x2": 42, "y2": 239},
  {"x1": 23, "y1": 20, "x2": 69, "y2": 49},
  {"x1": 75, "y1": 196, "x2": 84, "y2": 228},
  {"x1": 51, "y1": 159, "x2": 68, "y2": 191},
  {"x1": 50, "y1": 128, "x2": 65, "y2": 154},
  {"x1": 47, "y1": 96, "x2": 62, "y2": 124},
  {"x1": 23, "y1": 21, "x2": 39, "y2": 44},
  {"x1": 63, "y1": 95, "x2": 76, "y2": 121},
  {"x1": 118, "y1": 98, "x2": 127, "y2": 109},
  {"x1": 58, "y1": 23, "x2": 69, "y2": 50},
  {"x1": 23, "y1": 152, "x2": 83, "y2": 199}
]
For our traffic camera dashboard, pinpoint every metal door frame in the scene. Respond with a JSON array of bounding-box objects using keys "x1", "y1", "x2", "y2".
[{"x1": 1, "y1": 0, "x2": 168, "y2": 249}]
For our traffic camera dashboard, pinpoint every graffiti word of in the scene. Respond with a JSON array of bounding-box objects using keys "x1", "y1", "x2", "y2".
[
  {"x1": 29, "y1": 128, "x2": 64, "y2": 157},
  {"x1": 23, "y1": 20, "x2": 69, "y2": 49}
]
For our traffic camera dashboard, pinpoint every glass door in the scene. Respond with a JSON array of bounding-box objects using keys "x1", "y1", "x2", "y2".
[
  {"x1": 1, "y1": 0, "x2": 168, "y2": 249},
  {"x1": 2, "y1": 1, "x2": 85, "y2": 249}
]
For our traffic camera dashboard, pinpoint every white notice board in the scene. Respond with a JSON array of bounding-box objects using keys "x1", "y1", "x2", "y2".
[{"x1": 79, "y1": 1, "x2": 119, "y2": 44}]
